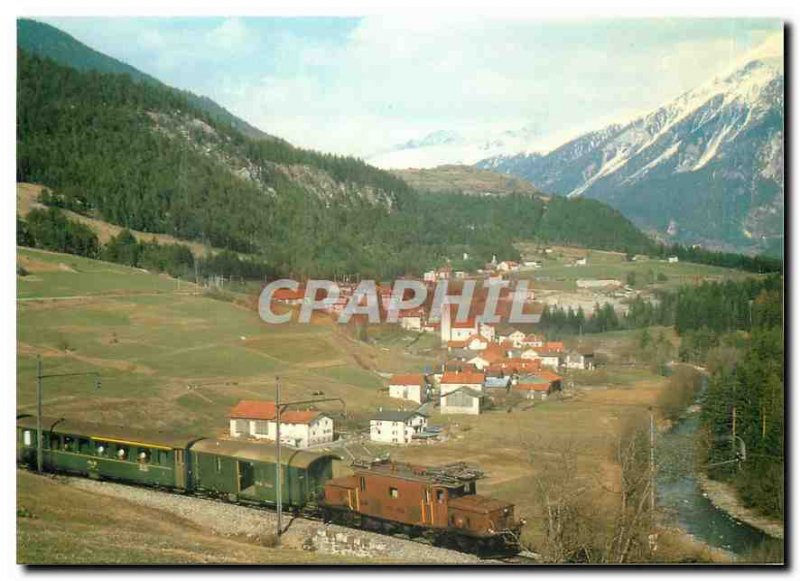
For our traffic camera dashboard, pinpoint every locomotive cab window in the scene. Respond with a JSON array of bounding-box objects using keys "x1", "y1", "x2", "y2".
[
  {"x1": 359, "y1": 476, "x2": 366, "y2": 492},
  {"x1": 389, "y1": 487, "x2": 399, "y2": 499},
  {"x1": 436, "y1": 489, "x2": 445, "y2": 503}
]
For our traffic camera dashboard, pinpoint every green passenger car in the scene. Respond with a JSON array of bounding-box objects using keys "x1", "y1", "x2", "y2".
[
  {"x1": 17, "y1": 415, "x2": 201, "y2": 490},
  {"x1": 190, "y1": 439, "x2": 337, "y2": 508}
]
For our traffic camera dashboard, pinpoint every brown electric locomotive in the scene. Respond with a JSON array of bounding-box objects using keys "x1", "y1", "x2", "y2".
[{"x1": 320, "y1": 459, "x2": 524, "y2": 553}]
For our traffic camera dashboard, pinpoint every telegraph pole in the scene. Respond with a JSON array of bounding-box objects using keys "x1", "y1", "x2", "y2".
[
  {"x1": 649, "y1": 406, "x2": 655, "y2": 513},
  {"x1": 275, "y1": 376, "x2": 283, "y2": 541},
  {"x1": 35, "y1": 357, "x2": 101, "y2": 473},
  {"x1": 36, "y1": 356, "x2": 43, "y2": 473}
]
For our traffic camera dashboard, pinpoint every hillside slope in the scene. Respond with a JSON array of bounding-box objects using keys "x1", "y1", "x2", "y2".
[
  {"x1": 17, "y1": 25, "x2": 661, "y2": 277},
  {"x1": 392, "y1": 164, "x2": 545, "y2": 197},
  {"x1": 478, "y1": 35, "x2": 784, "y2": 256}
]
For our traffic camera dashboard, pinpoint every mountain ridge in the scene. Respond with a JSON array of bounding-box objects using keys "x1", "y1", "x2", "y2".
[
  {"x1": 17, "y1": 18, "x2": 280, "y2": 143},
  {"x1": 477, "y1": 37, "x2": 784, "y2": 257}
]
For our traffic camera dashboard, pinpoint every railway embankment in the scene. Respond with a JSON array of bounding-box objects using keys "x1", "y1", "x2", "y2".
[{"x1": 62, "y1": 476, "x2": 489, "y2": 564}]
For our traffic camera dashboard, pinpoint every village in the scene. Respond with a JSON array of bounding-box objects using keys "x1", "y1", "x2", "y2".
[{"x1": 227, "y1": 253, "x2": 616, "y2": 453}]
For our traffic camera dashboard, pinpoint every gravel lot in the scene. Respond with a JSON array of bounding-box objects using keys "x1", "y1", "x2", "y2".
[{"x1": 62, "y1": 476, "x2": 490, "y2": 564}]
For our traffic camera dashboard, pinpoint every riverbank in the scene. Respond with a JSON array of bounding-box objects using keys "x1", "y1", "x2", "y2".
[{"x1": 697, "y1": 473, "x2": 784, "y2": 540}]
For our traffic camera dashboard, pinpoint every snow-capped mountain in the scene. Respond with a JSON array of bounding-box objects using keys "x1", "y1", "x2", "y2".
[
  {"x1": 368, "y1": 125, "x2": 545, "y2": 169},
  {"x1": 477, "y1": 35, "x2": 784, "y2": 256}
]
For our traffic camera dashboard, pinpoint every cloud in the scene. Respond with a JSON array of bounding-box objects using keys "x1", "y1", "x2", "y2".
[{"x1": 41, "y1": 17, "x2": 783, "y2": 161}]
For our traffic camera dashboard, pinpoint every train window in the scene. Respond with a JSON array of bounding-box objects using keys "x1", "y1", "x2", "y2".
[
  {"x1": 23, "y1": 430, "x2": 31, "y2": 446},
  {"x1": 116, "y1": 446, "x2": 129, "y2": 461},
  {"x1": 466, "y1": 517, "x2": 471, "y2": 528},
  {"x1": 359, "y1": 477, "x2": 366, "y2": 492},
  {"x1": 96, "y1": 442, "x2": 108, "y2": 456},
  {"x1": 64, "y1": 436, "x2": 76, "y2": 452},
  {"x1": 467, "y1": 482, "x2": 476, "y2": 495},
  {"x1": 137, "y1": 448, "x2": 150, "y2": 464},
  {"x1": 216, "y1": 457, "x2": 222, "y2": 473},
  {"x1": 158, "y1": 450, "x2": 170, "y2": 465},
  {"x1": 436, "y1": 489, "x2": 445, "y2": 504},
  {"x1": 49, "y1": 434, "x2": 60, "y2": 449},
  {"x1": 389, "y1": 487, "x2": 399, "y2": 499},
  {"x1": 78, "y1": 438, "x2": 91, "y2": 453}
]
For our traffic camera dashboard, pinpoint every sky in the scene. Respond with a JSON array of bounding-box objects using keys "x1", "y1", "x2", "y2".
[{"x1": 42, "y1": 16, "x2": 782, "y2": 164}]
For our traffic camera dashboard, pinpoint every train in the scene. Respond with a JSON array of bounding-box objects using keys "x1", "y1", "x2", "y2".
[{"x1": 16, "y1": 414, "x2": 524, "y2": 554}]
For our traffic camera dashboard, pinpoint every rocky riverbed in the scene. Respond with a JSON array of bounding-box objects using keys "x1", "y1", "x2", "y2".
[{"x1": 696, "y1": 474, "x2": 784, "y2": 540}]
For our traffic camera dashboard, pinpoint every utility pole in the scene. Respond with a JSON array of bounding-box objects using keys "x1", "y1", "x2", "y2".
[
  {"x1": 275, "y1": 376, "x2": 283, "y2": 541},
  {"x1": 36, "y1": 356, "x2": 42, "y2": 474},
  {"x1": 35, "y1": 356, "x2": 101, "y2": 473},
  {"x1": 649, "y1": 406, "x2": 655, "y2": 513},
  {"x1": 272, "y1": 390, "x2": 346, "y2": 542}
]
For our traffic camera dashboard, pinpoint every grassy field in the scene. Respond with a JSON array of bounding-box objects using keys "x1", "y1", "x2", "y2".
[
  {"x1": 513, "y1": 243, "x2": 759, "y2": 291},
  {"x1": 16, "y1": 246, "x2": 731, "y2": 563},
  {"x1": 17, "y1": 247, "x2": 437, "y2": 437}
]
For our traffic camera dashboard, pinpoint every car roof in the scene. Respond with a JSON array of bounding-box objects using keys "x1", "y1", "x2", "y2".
[
  {"x1": 17, "y1": 415, "x2": 200, "y2": 450},
  {"x1": 190, "y1": 438, "x2": 340, "y2": 469}
]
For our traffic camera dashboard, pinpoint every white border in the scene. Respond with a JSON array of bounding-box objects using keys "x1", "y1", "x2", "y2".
[{"x1": 3, "y1": 1, "x2": 796, "y2": 580}]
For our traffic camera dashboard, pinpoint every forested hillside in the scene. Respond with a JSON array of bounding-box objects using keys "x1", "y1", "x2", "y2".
[{"x1": 17, "y1": 49, "x2": 661, "y2": 279}]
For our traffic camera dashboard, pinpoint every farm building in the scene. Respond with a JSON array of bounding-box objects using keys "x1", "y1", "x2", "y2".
[
  {"x1": 388, "y1": 373, "x2": 429, "y2": 404},
  {"x1": 228, "y1": 400, "x2": 334, "y2": 449},
  {"x1": 398, "y1": 308, "x2": 425, "y2": 331},
  {"x1": 439, "y1": 371, "x2": 485, "y2": 396},
  {"x1": 369, "y1": 410, "x2": 429, "y2": 444},
  {"x1": 440, "y1": 386, "x2": 484, "y2": 415},
  {"x1": 515, "y1": 371, "x2": 562, "y2": 400},
  {"x1": 565, "y1": 351, "x2": 595, "y2": 370},
  {"x1": 535, "y1": 350, "x2": 563, "y2": 370}
]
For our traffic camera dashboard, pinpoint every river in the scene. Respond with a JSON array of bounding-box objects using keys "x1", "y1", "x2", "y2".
[{"x1": 656, "y1": 405, "x2": 782, "y2": 557}]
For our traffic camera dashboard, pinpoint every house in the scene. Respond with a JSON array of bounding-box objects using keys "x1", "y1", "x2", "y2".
[
  {"x1": 574, "y1": 257, "x2": 588, "y2": 266},
  {"x1": 388, "y1": 373, "x2": 429, "y2": 404},
  {"x1": 565, "y1": 351, "x2": 595, "y2": 370},
  {"x1": 514, "y1": 376, "x2": 551, "y2": 400},
  {"x1": 228, "y1": 400, "x2": 333, "y2": 448},
  {"x1": 522, "y1": 260, "x2": 542, "y2": 268},
  {"x1": 518, "y1": 347, "x2": 541, "y2": 360},
  {"x1": 521, "y1": 334, "x2": 544, "y2": 348},
  {"x1": 439, "y1": 371, "x2": 485, "y2": 396},
  {"x1": 668, "y1": 256, "x2": 679, "y2": 263},
  {"x1": 271, "y1": 287, "x2": 306, "y2": 305},
  {"x1": 369, "y1": 410, "x2": 428, "y2": 444},
  {"x1": 497, "y1": 260, "x2": 520, "y2": 272},
  {"x1": 465, "y1": 334, "x2": 489, "y2": 351},
  {"x1": 440, "y1": 386, "x2": 483, "y2": 415},
  {"x1": 398, "y1": 308, "x2": 425, "y2": 331},
  {"x1": 478, "y1": 321, "x2": 496, "y2": 341},
  {"x1": 450, "y1": 318, "x2": 479, "y2": 341},
  {"x1": 484, "y1": 375, "x2": 511, "y2": 390},
  {"x1": 515, "y1": 371, "x2": 562, "y2": 400},
  {"x1": 544, "y1": 341, "x2": 565, "y2": 353},
  {"x1": 423, "y1": 270, "x2": 437, "y2": 283},
  {"x1": 495, "y1": 326, "x2": 526, "y2": 347},
  {"x1": 536, "y1": 350, "x2": 563, "y2": 370}
]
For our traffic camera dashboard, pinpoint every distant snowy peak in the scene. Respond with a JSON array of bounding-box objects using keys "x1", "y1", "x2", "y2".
[
  {"x1": 368, "y1": 125, "x2": 547, "y2": 169},
  {"x1": 475, "y1": 40, "x2": 784, "y2": 255}
]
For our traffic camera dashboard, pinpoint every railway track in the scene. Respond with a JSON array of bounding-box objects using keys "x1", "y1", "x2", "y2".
[{"x1": 30, "y1": 466, "x2": 533, "y2": 563}]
